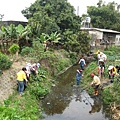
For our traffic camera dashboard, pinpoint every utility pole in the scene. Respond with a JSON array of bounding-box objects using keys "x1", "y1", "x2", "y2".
[
  {"x1": 77, "y1": 6, "x2": 79, "y2": 16},
  {"x1": 0, "y1": 14, "x2": 4, "y2": 21}
]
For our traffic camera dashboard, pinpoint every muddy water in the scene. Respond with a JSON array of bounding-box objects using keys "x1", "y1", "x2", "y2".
[{"x1": 41, "y1": 65, "x2": 112, "y2": 120}]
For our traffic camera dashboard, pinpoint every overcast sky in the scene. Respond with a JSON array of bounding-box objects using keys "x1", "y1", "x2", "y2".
[{"x1": 0, "y1": 0, "x2": 120, "y2": 21}]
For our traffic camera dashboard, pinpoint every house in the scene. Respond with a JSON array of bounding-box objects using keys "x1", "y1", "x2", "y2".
[
  {"x1": 80, "y1": 27, "x2": 120, "y2": 50},
  {"x1": 0, "y1": 21, "x2": 28, "y2": 27}
]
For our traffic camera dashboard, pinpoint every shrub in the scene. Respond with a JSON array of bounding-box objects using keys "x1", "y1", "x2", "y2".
[
  {"x1": 108, "y1": 46, "x2": 120, "y2": 54},
  {"x1": 29, "y1": 69, "x2": 50, "y2": 99},
  {"x1": 0, "y1": 53, "x2": 12, "y2": 70},
  {"x1": 21, "y1": 47, "x2": 34, "y2": 56},
  {"x1": 8, "y1": 44, "x2": 19, "y2": 55},
  {"x1": 102, "y1": 88, "x2": 116, "y2": 104},
  {"x1": 103, "y1": 51, "x2": 114, "y2": 55}
]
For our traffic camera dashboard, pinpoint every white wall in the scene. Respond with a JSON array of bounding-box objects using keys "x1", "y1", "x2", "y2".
[
  {"x1": 89, "y1": 31, "x2": 103, "y2": 39},
  {"x1": 115, "y1": 35, "x2": 120, "y2": 46}
]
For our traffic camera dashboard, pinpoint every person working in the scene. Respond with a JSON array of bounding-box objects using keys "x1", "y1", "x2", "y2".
[
  {"x1": 17, "y1": 67, "x2": 28, "y2": 96},
  {"x1": 30, "y1": 63, "x2": 40, "y2": 75},
  {"x1": 98, "y1": 59, "x2": 105, "y2": 78},
  {"x1": 97, "y1": 50, "x2": 107, "y2": 64},
  {"x1": 90, "y1": 73, "x2": 101, "y2": 96},
  {"x1": 115, "y1": 65, "x2": 120, "y2": 73},
  {"x1": 78, "y1": 56, "x2": 86, "y2": 70},
  {"x1": 108, "y1": 65, "x2": 119, "y2": 79},
  {"x1": 76, "y1": 69, "x2": 83, "y2": 85}
]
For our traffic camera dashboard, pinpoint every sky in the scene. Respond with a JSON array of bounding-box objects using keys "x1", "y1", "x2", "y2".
[{"x1": 0, "y1": 0, "x2": 120, "y2": 22}]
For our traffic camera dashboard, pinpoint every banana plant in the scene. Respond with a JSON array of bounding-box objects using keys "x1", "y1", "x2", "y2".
[
  {"x1": 16, "y1": 24, "x2": 32, "y2": 44},
  {"x1": 1, "y1": 24, "x2": 17, "y2": 40},
  {"x1": 37, "y1": 33, "x2": 50, "y2": 43},
  {"x1": 49, "y1": 31, "x2": 61, "y2": 43},
  {"x1": 0, "y1": 24, "x2": 17, "y2": 52},
  {"x1": 39, "y1": 32, "x2": 61, "y2": 43}
]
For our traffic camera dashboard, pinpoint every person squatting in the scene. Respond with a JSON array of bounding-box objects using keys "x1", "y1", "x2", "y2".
[{"x1": 16, "y1": 62, "x2": 40, "y2": 96}]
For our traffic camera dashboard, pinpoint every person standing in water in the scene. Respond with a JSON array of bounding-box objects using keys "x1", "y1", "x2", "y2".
[
  {"x1": 76, "y1": 69, "x2": 83, "y2": 85},
  {"x1": 78, "y1": 55, "x2": 86, "y2": 70}
]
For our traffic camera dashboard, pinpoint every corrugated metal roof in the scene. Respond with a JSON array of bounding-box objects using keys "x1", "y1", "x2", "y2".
[{"x1": 80, "y1": 27, "x2": 120, "y2": 34}]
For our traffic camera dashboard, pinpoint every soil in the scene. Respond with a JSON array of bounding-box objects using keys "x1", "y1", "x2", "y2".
[
  {"x1": 0, "y1": 57, "x2": 28, "y2": 103},
  {"x1": 0, "y1": 55, "x2": 120, "y2": 119}
]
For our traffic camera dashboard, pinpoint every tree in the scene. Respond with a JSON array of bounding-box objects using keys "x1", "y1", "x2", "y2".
[
  {"x1": 87, "y1": 1, "x2": 120, "y2": 31},
  {"x1": 76, "y1": 31, "x2": 91, "y2": 54},
  {"x1": 22, "y1": 0, "x2": 81, "y2": 35},
  {"x1": 21, "y1": 0, "x2": 92, "y2": 55},
  {"x1": 62, "y1": 30, "x2": 91, "y2": 54}
]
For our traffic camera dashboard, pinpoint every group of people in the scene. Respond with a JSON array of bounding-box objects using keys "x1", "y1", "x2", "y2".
[
  {"x1": 97, "y1": 50, "x2": 120, "y2": 81},
  {"x1": 76, "y1": 55, "x2": 86, "y2": 85},
  {"x1": 76, "y1": 54, "x2": 101, "y2": 96},
  {"x1": 76, "y1": 49, "x2": 120, "y2": 96},
  {"x1": 91, "y1": 50, "x2": 120, "y2": 96},
  {"x1": 16, "y1": 62, "x2": 40, "y2": 96}
]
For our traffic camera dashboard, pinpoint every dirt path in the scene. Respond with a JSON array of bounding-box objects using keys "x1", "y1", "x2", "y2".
[{"x1": 0, "y1": 60, "x2": 27, "y2": 103}]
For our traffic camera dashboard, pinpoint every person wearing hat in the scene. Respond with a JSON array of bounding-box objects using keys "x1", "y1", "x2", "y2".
[
  {"x1": 101, "y1": 53, "x2": 107, "y2": 62},
  {"x1": 98, "y1": 59, "x2": 105, "y2": 77},
  {"x1": 90, "y1": 73, "x2": 101, "y2": 96},
  {"x1": 97, "y1": 50, "x2": 107, "y2": 64},
  {"x1": 30, "y1": 63, "x2": 40, "y2": 75},
  {"x1": 108, "y1": 65, "x2": 118, "y2": 79}
]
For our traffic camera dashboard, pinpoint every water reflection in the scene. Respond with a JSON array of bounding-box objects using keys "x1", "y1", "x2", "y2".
[{"x1": 41, "y1": 65, "x2": 111, "y2": 120}]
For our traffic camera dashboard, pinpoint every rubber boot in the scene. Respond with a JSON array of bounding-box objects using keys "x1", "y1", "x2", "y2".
[{"x1": 94, "y1": 90, "x2": 99, "y2": 95}]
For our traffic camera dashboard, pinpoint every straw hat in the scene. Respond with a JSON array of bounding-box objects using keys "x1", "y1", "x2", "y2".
[
  {"x1": 108, "y1": 66, "x2": 114, "y2": 70},
  {"x1": 99, "y1": 59, "x2": 104, "y2": 62}
]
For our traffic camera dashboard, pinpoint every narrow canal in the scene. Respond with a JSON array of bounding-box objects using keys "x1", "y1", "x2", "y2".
[{"x1": 41, "y1": 65, "x2": 112, "y2": 120}]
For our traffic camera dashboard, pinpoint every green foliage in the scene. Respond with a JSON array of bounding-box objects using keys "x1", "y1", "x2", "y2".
[
  {"x1": 84, "y1": 62, "x2": 97, "y2": 80},
  {"x1": 104, "y1": 46, "x2": 120, "y2": 62},
  {"x1": 69, "y1": 51, "x2": 77, "y2": 60},
  {"x1": 98, "y1": 46, "x2": 120, "y2": 106},
  {"x1": 80, "y1": 61, "x2": 98, "y2": 90},
  {"x1": 8, "y1": 44, "x2": 19, "y2": 55},
  {"x1": 21, "y1": 46, "x2": 34, "y2": 56},
  {"x1": 39, "y1": 32, "x2": 61, "y2": 43},
  {"x1": 103, "y1": 51, "x2": 114, "y2": 55},
  {"x1": 0, "y1": 93, "x2": 42, "y2": 120},
  {"x1": 108, "y1": 46, "x2": 120, "y2": 54},
  {"x1": 87, "y1": 2, "x2": 120, "y2": 31},
  {"x1": 55, "y1": 58, "x2": 71, "y2": 72},
  {"x1": 1, "y1": 24, "x2": 17, "y2": 39},
  {"x1": 29, "y1": 69, "x2": 50, "y2": 99},
  {"x1": 76, "y1": 31, "x2": 91, "y2": 54},
  {"x1": 0, "y1": 53, "x2": 12, "y2": 70},
  {"x1": 22, "y1": 0, "x2": 81, "y2": 35},
  {"x1": 102, "y1": 87, "x2": 116, "y2": 104}
]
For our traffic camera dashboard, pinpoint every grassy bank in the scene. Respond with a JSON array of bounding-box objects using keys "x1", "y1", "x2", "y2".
[
  {"x1": 81, "y1": 46, "x2": 120, "y2": 110},
  {"x1": 0, "y1": 48, "x2": 76, "y2": 120}
]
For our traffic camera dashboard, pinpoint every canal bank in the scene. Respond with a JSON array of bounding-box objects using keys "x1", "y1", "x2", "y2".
[{"x1": 41, "y1": 64, "x2": 112, "y2": 120}]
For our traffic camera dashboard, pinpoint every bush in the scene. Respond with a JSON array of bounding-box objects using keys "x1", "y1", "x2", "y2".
[
  {"x1": 102, "y1": 88, "x2": 116, "y2": 104},
  {"x1": 108, "y1": 46, "x2": 120, "y2": 54},
  {"x1": 8, "y1": 44, "x2": 19, "y2": 55},
  {"x1": 0, "y1": 53, "x2": 12, "y2": 70},
  {"x1": 21, "y1": 47, "x2": 34, "y2": 56},
  {"x1": 103, "y1": 51, "x2": 114, "y2": 55}
]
